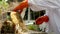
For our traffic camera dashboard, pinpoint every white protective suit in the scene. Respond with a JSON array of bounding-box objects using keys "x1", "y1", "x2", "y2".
[{"x1": 28, "y1": 0, "x2": 60, "y2": 34}]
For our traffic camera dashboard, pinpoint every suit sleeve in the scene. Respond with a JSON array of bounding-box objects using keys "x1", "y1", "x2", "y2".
[{"x1": 28, "y1": 0, "x2": 59, "y2": 11}]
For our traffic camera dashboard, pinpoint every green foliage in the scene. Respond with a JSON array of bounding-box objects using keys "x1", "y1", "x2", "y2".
[
  {"x1": 0, "y1": 0, "x2": 2, "y2": 1},
  {"x1": 27, "y1": 24, "x2": 38, "y2": 31},
  {"x1": 0, "y1": 0, "x2": 9, "y2": 10}
]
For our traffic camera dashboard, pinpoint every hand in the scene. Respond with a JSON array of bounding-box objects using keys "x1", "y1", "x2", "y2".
[
  {"x1": 35, "y1": 15, "x2": 49, "y2": 25},
  {"x1": 13, "y1": 0, "x2": 28, "y2": 12}
]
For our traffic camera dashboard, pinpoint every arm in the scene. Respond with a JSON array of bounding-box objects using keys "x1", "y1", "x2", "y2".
[
  {"x1": 13, "y1": 0, "x2": 28, "y2": 14},
  {"x1": 28, "y1": 0, "x2": 58, "y2": 11}
]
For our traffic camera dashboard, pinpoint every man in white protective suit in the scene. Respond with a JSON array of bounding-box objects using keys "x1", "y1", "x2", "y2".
[{"x1": 13, "y1": 0, "x2": 60, "y2": 34}]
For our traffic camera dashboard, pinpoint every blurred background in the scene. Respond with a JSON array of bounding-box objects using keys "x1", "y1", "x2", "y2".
[{"x1": 0, "y1": 0, "x2": 49, "y2": 34}]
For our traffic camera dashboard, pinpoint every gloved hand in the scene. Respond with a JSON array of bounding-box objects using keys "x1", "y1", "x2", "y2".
[
  {"x1": 13, "y1": 0, "x2": 28, "y2": 14},
  {"x1": 35, "y1": 15, "x2": 49, "y2": 25}
]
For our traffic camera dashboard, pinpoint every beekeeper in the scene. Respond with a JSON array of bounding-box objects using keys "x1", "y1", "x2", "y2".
[{"x1": 13, "y1": 0, "x2": 60, "y2": 34}]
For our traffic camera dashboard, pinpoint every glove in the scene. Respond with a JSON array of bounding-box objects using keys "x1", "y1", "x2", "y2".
[
  {"x1": 13, "y1": 0, "x2": 28, "y2": 14},
  {"x1": 36, "y1": 15, "x2": 49, "y2": 25}
]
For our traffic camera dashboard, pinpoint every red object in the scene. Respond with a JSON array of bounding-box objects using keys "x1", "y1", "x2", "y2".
[
  {"x1": 36, "y1": 15, "x2": 49, "y2": 25},
  {"x1": 13, "y1": 0, "x2": 28, "y2": 14},
  {"x1": 43, "y1": 15, "x2": 49, "y2": 22}
]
